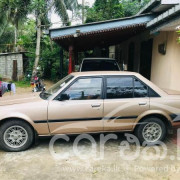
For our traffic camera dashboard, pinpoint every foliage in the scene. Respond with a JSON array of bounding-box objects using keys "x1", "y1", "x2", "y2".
[
  {"x1": 86, "y1": 0, "x2": 124, "y2": 23},
  {"x1": 0, "y1": 0, "x2": 32, "y2": 45},
  {"x1": 0, "y1": 0, "x2": 78, "y2": 81},
  {"x1": 14, "y1": 81, "x2": 30, "y2": 88},
  {"x1": 177, "y1": 30, "x2": 180, "y2": 44},
  {"x1": 0, "y1": 25, "x2": 15, "y2": 53},
  {"x1": 29, "y1": 0, "x2": 79, "y2": 78},
  {"x1": 86, "y1": 0, "x2": 151, "y2": 23},
  {"x1": 122, "y1": 0, "x2": 150, "y2": 17},
  {"x1": 54, "y1": 0, "x2": 79, "y2": 25},
  {"x1": 18, "y1": 19, "x2": 68, "y2": 81}
]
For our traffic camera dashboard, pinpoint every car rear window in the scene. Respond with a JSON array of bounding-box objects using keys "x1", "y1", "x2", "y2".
[{"x1": 81, "y1": 60, "x2": 119, "y2": 71}]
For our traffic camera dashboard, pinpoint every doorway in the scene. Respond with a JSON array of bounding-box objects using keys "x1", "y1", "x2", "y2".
[
  {"x1": 140, "y1": 39, "x2": 153, "y2": 80},
  {"x1": 128, "y1": 42, "x2": 135, "y2": 71},
  {"x1": 12, "y1": 60, "x2": 17, "y2": 81}
]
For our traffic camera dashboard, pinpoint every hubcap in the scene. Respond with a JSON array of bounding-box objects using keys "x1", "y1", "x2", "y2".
[
  {"x1": 142, "y1": 122, "x2": 162, "y2": 143},
  {"x1": 3, "y1": 126, "x2": 28, "y2": 149}
]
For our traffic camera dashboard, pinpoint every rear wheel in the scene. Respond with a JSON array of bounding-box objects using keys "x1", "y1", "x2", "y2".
[
  {"x1": 135, "y1": 117, "x2": 167, "y2": 145},
  {"x1": 0, "y1": 120, "x2": 34, "y2": 152}
]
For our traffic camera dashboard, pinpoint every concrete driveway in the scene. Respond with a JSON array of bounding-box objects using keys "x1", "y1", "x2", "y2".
[
  {"x1": 0, "y1": 91, "x2": 180, "y2": 180},
  {"x1": 0, "y1": 131, "x2": 180, "y2": 180}
]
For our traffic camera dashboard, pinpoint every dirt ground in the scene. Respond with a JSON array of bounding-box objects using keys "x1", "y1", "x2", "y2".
[
  {"x1": 0, "y1": 85, "x2": 180, "y2": 180},
  {"x1": 2, "y1": 80, "x2": 53, "y2": 96}
]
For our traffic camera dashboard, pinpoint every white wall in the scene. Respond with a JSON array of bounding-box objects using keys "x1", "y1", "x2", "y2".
[{"x1": 151, "y1": 31, "x2": 180, "y2": 91}]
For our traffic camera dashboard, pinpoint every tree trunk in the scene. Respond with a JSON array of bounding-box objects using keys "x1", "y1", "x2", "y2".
[
  {"x1": 14, "y1": 25, "x2": 18, "y2": 52},
  {"x1": 32, "y1": 14, "x2": 41, "y2": 80},
  {"x1": 82, "y1": 0, "x2": 85, "y2": 24}
]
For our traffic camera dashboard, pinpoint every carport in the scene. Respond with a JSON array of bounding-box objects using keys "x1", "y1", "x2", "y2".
[{"x1": 49, "y1": 14, "x2": 155, "y2": 76}]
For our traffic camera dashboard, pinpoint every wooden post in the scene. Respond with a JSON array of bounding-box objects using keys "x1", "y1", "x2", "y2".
[{"x1": 68, "y1": 45, "x2": 75, "y2": 74}]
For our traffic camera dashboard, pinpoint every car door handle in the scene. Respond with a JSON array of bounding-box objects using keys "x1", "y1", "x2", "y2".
[
  {"x1": 139, "y1": 102, "x2": 147, "y2": 106},
  {"x1": 91, "y1": 104, "x2": 101, "y2": 108}
]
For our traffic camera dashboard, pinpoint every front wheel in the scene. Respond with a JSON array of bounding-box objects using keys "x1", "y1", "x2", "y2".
[
  {"x1": 135, "y1": 117, "x2": 167, "y2": 145},
  {"x1": 0, "y1": 120, "x2": 34, "y2": 152}
]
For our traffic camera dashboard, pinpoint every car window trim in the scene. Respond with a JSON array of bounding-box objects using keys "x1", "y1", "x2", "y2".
[
  {"x1": 54, "y1": 76, "x2": 104, "y2": 101},
  {"x1": 104, "y1": 75, "x2": 160, "y2": 99},
  {"x1": 134, "y1": 76, "x2": 161, "y2": 98},
  {"x1": 133, "y1": 76, "x2": 149, "y2": 98}
]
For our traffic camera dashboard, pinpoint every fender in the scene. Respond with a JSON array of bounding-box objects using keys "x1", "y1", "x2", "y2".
[
  {"x1": 0, "y1": 112, "x2": 34, "y2": 126},
  {"x1": 133, "y1": 109, "x2": 173, "y2": 130},
  {"x1": 0, "y1": 112, "x2": 50, "y2": 135}
]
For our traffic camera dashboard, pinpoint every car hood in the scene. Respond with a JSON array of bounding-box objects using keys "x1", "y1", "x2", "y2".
[{"x1": 0, "y1": 93, "x2": 42, "y2": 106}]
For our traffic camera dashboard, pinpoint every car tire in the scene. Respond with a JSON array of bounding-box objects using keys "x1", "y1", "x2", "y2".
[
  {"x1": 0, "y1": 120, "x2": 34, "y2": 152},
  {"x1": 135, "y1": 117, "x2": 167, "y2": 145}
]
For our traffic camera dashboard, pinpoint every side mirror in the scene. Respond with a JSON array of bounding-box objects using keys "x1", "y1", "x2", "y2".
[{"x1": 59, "y1": 93, "x2": 69, "y2": 101}]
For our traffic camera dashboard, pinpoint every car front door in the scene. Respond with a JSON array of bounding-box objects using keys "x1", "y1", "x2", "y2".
[
  {"x1": 48, "y1": 76, "x2": 104, "y2": 134},
  {"x1": 103, "y1": 76, "x2": 150, "y2": 131}
]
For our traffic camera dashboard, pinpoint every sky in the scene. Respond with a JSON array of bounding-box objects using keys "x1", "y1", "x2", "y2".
[
  {"x1": 77, "y1": 0, "x2": 95, "y2": 6},
  {"x1": 50, "y1": 0, "x2": 95, "y2": 28}
]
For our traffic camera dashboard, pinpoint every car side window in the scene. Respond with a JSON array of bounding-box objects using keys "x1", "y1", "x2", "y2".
[
  {"x1": 62, "y1": 77, "x2": 102, "y2": 100},
  {"x1": 149, "y1": 88, "x2": 160, "y2": 97},
  {"x1": 106, "y1": 76, "x2": 151, "y2": 99},
  {"x1": 106, "y1": 77, "x2": 133, "y2": 99},
  {"x1": 134, "y1": 78, "x2": 148, "y2": 98}
]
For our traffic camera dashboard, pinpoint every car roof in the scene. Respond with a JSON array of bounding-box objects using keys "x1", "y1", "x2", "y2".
[
  {"x1": 83, "y1": 58, "x2": 116, "y2": 61},
  {"x1": 71, "y1": 71, "x2": 139, "y2": 77}
]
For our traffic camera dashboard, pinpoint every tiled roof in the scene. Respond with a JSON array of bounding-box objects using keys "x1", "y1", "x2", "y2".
[{"x1": 50, "y1": 14, "x2": 154, "y2": 40}]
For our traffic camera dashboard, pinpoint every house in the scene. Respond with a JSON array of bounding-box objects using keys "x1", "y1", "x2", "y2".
[
  {"x1": 0, "y1": 52, "x2": 26, "y2": 81},
  {"x1": 49, "y1": 0, "x2": 180, "y2": 91},
  {"x1": 119, "y1": 0, "x2": 180, "y2": 91}
]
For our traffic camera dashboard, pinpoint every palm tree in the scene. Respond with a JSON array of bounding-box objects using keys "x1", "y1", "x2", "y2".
[
  {"x1": 10, "y1": 0, "x2": 31, "y2": 49},
  {"x1": 0, "y1": 0, "x2": 31, "y2": 50},
  {"x1": 0, "y1": 14, "x2": 9, "y2": 38},
  {"x1": 32, "y1": 0, "x2": 79, "y2": 78}
]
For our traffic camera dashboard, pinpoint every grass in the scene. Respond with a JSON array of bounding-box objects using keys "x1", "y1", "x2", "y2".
[{"x1": 14, "y1": 81, "x2": 30, "y2": 88}]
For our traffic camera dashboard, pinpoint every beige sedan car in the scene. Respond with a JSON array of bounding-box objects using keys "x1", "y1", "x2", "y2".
[{"x1": 0, "y1": 71, "x2": 179, "y2": 152}]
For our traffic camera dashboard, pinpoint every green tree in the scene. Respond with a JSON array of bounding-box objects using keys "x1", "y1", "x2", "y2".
[
  {"x1": 18, "y1": 19, "x2": 68, "y2": 81},
  {"x1": 0, "y1": 0, "x2": 31, "y2": 48},
  {"x1": 30, "y1": 0, "x2": 79, "y2": 78},
  {"x1": 0, "y1": 25, "x2": 15, "y2": 53},
  {"x1": 86, "y1": 0, "x2": 151, "y2": 23},
  {"x1": 0, "y1": 11, "x2": 9, "y2": 38},
  {"x1": 122, "y1": 0, "x2": 150, "y2": 17},
  {"x1": 86, "y1": 0, "x2": 124, "y2": 23},
  {"x1": 0, "y1": 0, "x2": 78, "y2": 78}
]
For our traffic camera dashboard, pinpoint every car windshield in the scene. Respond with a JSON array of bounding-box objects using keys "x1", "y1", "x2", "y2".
[
  {"x1": 40, "y1": 75, "x2": 74, "y2": 100},
  {"x1": 81, "y1": 60, "x2": 120, "y2": 71}
]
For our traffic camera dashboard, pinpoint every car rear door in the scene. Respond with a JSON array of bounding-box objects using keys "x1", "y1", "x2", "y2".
[
  {"x1": 103, "y1": 76, "x2": 150, "y2": 131},
  {"x1": 48, "y1": 76, "x2": 104, "y2": 134}
]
